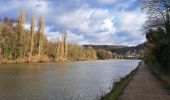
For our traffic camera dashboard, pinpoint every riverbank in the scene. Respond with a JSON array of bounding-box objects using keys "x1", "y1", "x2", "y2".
[
  {"x1": 101, "y1": 61, "x2": 141, "y2": 100},
  {"x1": 0, "y1": 58, "x2": 141, "y2": 64},
  {"x1": 0, "y1": 56, "x2": 97, "y2": 64},
  {"x1": 118, "y1": 61, "x2": 170, "y2": 100},
  {"x1": 1, "y1": 59, "x2": 98, "y2": 64}
]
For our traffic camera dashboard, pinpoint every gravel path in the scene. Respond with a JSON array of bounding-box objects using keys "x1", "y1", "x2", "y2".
[{"x1": 118, "y1": 61, "x2": 170, "y2": 100}]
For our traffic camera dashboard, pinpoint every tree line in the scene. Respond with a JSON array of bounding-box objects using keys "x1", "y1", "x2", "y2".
[
  {"x1": 142, "y1": 0, "x2": 170, "y2": 75},
  {"x1": 0, "y1": 9, "x2": 97, "y2": 63}
]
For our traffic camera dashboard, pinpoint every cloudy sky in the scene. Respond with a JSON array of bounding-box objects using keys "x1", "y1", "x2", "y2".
[{"x1": 0, "y1": 0, "x2": 147, "y2": 46}]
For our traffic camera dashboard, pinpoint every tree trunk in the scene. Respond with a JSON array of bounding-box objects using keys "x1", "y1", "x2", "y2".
[{"x1": 28, "y1": 15, "x2": 35, "y2": 62}]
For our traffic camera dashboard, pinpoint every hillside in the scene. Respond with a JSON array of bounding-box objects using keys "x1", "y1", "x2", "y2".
[{"x1": 83, "y1": 43, "x2": 144, "y2": 54}]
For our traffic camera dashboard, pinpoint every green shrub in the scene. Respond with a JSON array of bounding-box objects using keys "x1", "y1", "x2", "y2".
[{"x1": 152, "y1": 40, "x2": 170, "y2": 74}]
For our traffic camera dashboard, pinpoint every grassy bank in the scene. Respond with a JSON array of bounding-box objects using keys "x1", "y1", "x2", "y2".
[
  {"x1": 147, "y1": 61, "x2": 170, "y2": 92},
  {"x1": 1, "y1": 55, "x2": 97, "y2": 64},
  {"x1": 101, "y1": 61, "x2": 141, "y2": 100}
]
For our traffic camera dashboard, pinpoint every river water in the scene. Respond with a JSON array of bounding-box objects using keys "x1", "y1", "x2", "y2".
[{"x1": 0, "y1": 59, "x2": 140, "y2": 100}]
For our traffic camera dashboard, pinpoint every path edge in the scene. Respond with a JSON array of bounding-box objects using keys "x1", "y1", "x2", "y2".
[{"x1": 101, "y1": 61, "x2": 142, "y2": 100}]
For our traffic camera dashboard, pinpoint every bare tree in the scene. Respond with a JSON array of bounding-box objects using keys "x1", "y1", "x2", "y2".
[
  {"x1": 18, "y1": 9, "x2": 25, "y2": 28},
  {"x1": 55, "y1": 30, "x2": 68, "y2": 61},
  {"x1": 17, "y1": 9, "x2": 25, "y2": 59},
  {"x1": 142, "y1": 0, "x2": 170, "y2": 37},
  {"x1": 28, "y1": 15, "x2": 35, "y2": 62},
  {"x1": 63, "y1": 30, "x2": 68, "y2": 59},
  {"x1": 37, "y1": 16, "x2": 45, "y2": 57},
  {"x1": 60, "y1": 35, "x2": 64, "y2": 60}
]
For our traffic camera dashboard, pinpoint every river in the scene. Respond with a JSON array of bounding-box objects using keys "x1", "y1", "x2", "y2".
[{"x1": 0, "y1": 59, "x2": 140, "y2": 100}]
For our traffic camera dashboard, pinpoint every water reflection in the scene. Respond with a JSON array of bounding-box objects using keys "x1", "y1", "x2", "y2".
[{"x1": 0, "y1": 60, "x2": 140, "y2": 100}]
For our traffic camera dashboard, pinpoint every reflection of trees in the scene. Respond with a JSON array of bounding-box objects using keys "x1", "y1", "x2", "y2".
[
  {"x1": 27, "y1": 64, "x2": 46, "y2": 73},
  {"x1": 0, "y1": 65, "x2": 44, "y2": 99},
  {"x1": 0, "y1": 63, "x2": 74, "y2": 99}
]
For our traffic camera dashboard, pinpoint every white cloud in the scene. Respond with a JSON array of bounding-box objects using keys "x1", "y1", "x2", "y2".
[
  {"x1": 98, "y1": 0, "x2": 117, "y2": 3},
  {"x1": 44, "y1": 26, "x2": 88, "y2": 44},
  {"x1": 44, "y1": 6, "x2": 145, "y2": 46},
  {"x1": 118, "y1": 11, "x2": 146, "y2": 32},
  {"x1": 0, "y1": 0, "x2": 147, "y2": 46},
  {"x1": 114, "y1": 10, "x2": 147, "y2": 45},
  {"x1": 90, "y1": 9, "x2": 110, "y2": 20},
  {"x1": 103, "y1": 18, "x2": 116, "y2": 32},
  {"x1": 56, "y1": 6, "x2": 116, "y2": 33},
  {"x1": 56, "y1": 6, "x2": 91, "y2": 29}
]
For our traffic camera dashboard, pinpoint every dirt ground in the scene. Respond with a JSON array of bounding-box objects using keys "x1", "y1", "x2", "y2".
[{"x1": 118, "y1": 61, "x2": 170, "y2": 100}]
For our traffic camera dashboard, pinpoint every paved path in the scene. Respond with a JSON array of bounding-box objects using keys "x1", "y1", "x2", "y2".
[{"x1": 118, "y1": 61, "x2": 170, "y2": 100}]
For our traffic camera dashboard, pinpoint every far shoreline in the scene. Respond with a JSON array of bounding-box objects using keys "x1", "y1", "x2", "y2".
[{"x1": 0, "y1": 59, "x2": 141, "y2": 65}]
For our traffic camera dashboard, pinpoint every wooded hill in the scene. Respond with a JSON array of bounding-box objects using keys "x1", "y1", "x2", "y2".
[{"x1": 84, "y1": 43, "x2": 144, "y2": 55}]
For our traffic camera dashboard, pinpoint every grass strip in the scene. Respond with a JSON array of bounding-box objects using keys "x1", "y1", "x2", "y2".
[{"x1": 147, "y1": 61, "x2": 170, "y2": 92}]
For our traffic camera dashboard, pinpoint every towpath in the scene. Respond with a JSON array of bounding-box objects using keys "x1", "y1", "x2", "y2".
[{"x1": 118, "y1": 61, "x2": 170, "y2": 100}]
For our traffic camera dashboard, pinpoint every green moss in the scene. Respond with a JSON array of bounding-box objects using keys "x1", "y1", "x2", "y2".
[{"x1": 101, "y1": 62, "x2": 141, "y2": 100}]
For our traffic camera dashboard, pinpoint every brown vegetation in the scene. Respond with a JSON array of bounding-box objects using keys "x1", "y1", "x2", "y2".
[
  {"x1": 0, "y1": 10, "x2": 97, "y2": 63},
  {"x1": 97, "y1": 49, "x2": 113, "y2": 59}
]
